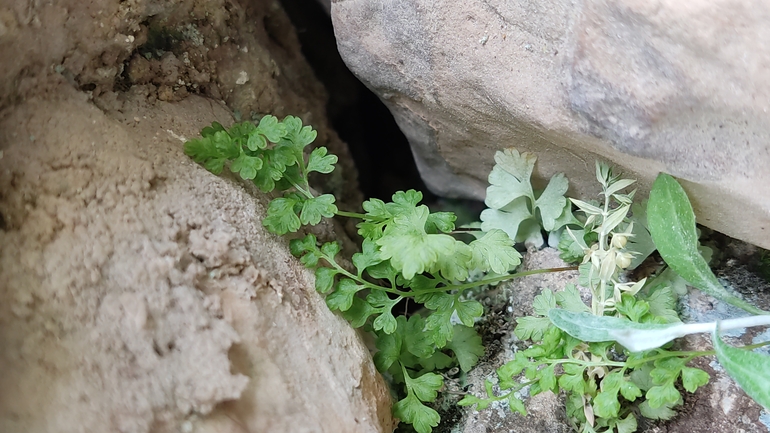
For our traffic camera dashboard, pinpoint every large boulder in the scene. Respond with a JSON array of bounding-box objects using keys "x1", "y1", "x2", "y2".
[
  {"x1": 0, "y1": 0, "x2": 393, "y2": 432},
  {"x1": 331, "y1": 0, "x2": 770, "y2": 249}
]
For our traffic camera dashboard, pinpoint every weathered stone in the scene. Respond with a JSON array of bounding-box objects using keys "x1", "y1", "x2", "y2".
[
  {"x1": 331, "y1": 0, "x2": 770, "y2": 249},
  {"x1": 0, "y1": 0, "x2": 393, "y2": 431},
  {"x1": 0, "y1": 90, "x2": 394, "y2": 433}
]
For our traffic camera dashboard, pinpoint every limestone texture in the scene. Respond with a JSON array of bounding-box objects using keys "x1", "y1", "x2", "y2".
[{"x1": 331, "y1": 0, "x2": 770, "y2": 249}]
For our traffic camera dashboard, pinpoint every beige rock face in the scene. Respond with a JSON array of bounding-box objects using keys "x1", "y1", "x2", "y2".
[
  {"x1": 0, "y1": 0, "x2": 393, "y2": 432},
  {"x1": 0, "y1": 91, "x2": 393, "y2": 433},
  {"x1": 331, "y1": 0, "x2": 770, "y2": 248}
]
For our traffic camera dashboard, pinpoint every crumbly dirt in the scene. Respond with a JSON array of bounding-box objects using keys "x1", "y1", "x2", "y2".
[
  {"x1": 0, "y1": 0, "x2": 360, "y2": 208},
  {"x1": 0, "y1": 0, "x2": 392, "y2": 432}
]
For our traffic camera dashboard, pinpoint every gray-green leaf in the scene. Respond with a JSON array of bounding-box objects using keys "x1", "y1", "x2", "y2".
[
  {"x1": 549, "y1": 309, "x2": 770, "y2": 352},
  {"x1": 535, "y1": 173, "x2": 568, "y2": 231},
  {"x1": 647, "y1": 173, "x2": 765, "y2": 315},
  {"x1": 713, "y1": 324, "x2": 770, "y2": 410}
]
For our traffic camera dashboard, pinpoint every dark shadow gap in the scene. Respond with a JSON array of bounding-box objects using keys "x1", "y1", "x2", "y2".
[{"x1": 278, "y1": 0, "x2": 434, "y2": 202}]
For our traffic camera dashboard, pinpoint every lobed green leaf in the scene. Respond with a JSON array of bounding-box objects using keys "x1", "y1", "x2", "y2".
[
  {"x1": 680, "y1": 366, "x2": 710, "y2": 393},
  {"x1": 325, "y1": 278, "x2": 364, "y2": 312},
  {"x1": 366, "y1": 261, "x2": 399, "y2": 281},
  {"x1": 373, "y1": 310, "x2": 398, "y2": 334},
  {"x1": 299, "y1": 194, "x2": 337, "y2": 226},
  {"x1": 377, "y1": 206, "x2": 467, "y2": 280},
  {"x1": 615, "y1": 414, "x2": 638, "y2": 433},
  {"x1": 403, "y1": 316, "x2": 435, "y2": 358},
  {"x1": 514, "y1": 316, "x2": 552, "y2": 341},
  {"x1": 432, "y1": 244, "x2": 473, "y2": 281},
  {"x1": 228, "y1": 121, "x2": 257, "y2": 143},
  {"x1": 289, "y1": 234, "x2": 319, "y2": 261},
  {"x1": 555, "y1": 285, "x2": 591, "y2": 313},
  {"x1": 315, "y1": 244, "x2": 339, "y2": 263},
  {"x1": 314, "y1": 267, "x2": 338, "y2": 294},
  {"x1": 418, "y1": 351, "x2": 454, "y2": 372},
  {"x1": 559, "y1": 370, "x2": 586, "y2": 394},
  {"x1": 593, "y1": 388, "x2": 621, "y2": 419},
  {"x1": 455, "y1": 298, "x2": 484, "y2": 327},
  {"x1": 651, "y1": 357, "x2": 685, "y2": 384},
  {"x1": 646, "y1": 383, "x2": 681, "y2": 409},
  {"x1": 538, "y1": 364, "x2": 558, "y2": 393},
  {"x1": 341, "y1": 297, "x2": 378, "y2": 328},
  {"x1": 533, "y1": 289, "x2": 557, "y2": 316},
  {"x1": 352, "y1": 238, "x2": 384, "y2": 276},
  {"x1": 534, "y1": 173, "x2": 569, "y2": 231},
  {"x1": 497, "y1": 355, "x2": 530, "y2": 388},
  {"x1": 479, "y1": 199, "x2": 532, "y2": 243},
  {"x1": 425, "y1": 211, "x2": 456, "y2": 233},
  {"x1": 306, "y1": 146, "x2": 338, "y2": 174},
  {"x1": 457, "y1": 394, "x2": 492, "y2": 411},
  {"x1": 469, "y1": 229, "x2": 522, "y2": 274},
  {"x1": 639, "y1": 400, "x2": 678, "y2": 420},
  {"x1": 256, "y1": 115, "x2": 285, "y2": 142},
  {"x1": 616, "y1": 294, "x2": 650, "y2": 322},
  {"x1": 424, "y1": 310, "x2": 454, "y2": 348},
  {"x1": 642, "y1": 286, "x2": 681, "y2": 324},
  {"x1": 184, "y1": 128, "x2": 240, "y2": 174},
  {"x1": 508, "y1": 396, "x2": 527, "y2": 416},
  {"x1": 408, "y1": 371, "x2": 444, "y2": 402},
  {"x1": 485, "y1": 148, "x2": 536, "y2": 209},
  {"x1": 252, "y1": 146, "x2": 296, "y2": 192},
  {"x1": 367, "y1": 291, "x2": 401, "y2": 334},
  {"x1": 373, "y1": 331, "x2": 402, "y2": 372},
  {"x1": 389, "y1": 189, "x2": 423, "y2": 212},
  {"x1": 263, "y1": 196, "x2": 301, "y2": 235},
  {"x1": 620, "y1": 378, "x2": 642, "y2": 401},
  {"x1": 281, "y1": 115, "x2": 317, "y2": 151},
  {"x1": 394, "y1": 393, "x2": 440, "y2": 433},
  {"x1": 446, "y1": 325, "x2": 485, "y2": 372},
  {"x1": 201, "y1": 121, "x2": 226, "y2": 137},
  {"x1": 229, "y1": 151, "x2": 263, "y2": 180}
]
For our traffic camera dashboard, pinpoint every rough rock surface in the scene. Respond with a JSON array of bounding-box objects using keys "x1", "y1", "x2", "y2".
[
  {"x1": 0, "y1": 0, "x2": 393, "y2": 432},
  {"x1": 331, "y1": 0, "x2": 770, "y2": 249}
]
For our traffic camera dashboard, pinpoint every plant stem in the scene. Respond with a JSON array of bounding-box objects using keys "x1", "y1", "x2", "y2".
[
  {"x1": 624, "y1": 351, "x2": 698, "y2": 369},
  {"x1": 321, "y1": 254, "x2": 411, "y2": 297},
  {"x1": 623, "y1": 340, "x2": 770, "y2": 369},
  {"x1": 680, "y1": 315, "x2": 770, "y2": 335},
  {"x1": 290, "y1": 180, "x2": 314, "y2": 199},
  {"x1": 335, "y1": 210, "x2": 369, "y2": 219},
  {"x1": 414, "y1": 266, "x2": 579, "y2": 295},
  {"x1": 548, "y1": 357, "x2": 627, "y2": 369}
]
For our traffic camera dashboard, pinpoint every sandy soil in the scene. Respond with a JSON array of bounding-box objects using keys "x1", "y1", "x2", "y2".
[{"x1": 0, "y1": 0, "x2": 393, "y2": 432}]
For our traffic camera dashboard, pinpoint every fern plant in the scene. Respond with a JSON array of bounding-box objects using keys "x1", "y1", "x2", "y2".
[
  {"x1": 185, "y1": 116, "x2": 770, "y2": 433},
  {"x1": 184, "y1": 117, "x2": 574, "y2": 432}
]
